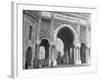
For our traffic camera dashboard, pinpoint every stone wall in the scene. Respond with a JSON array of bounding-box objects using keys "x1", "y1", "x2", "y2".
[
  {"x1": 23, "y1": 10, "x2": 90, "y2": 69},
  {"x1": 23, "y1": 11, "x2": 38, "y2": 68}
]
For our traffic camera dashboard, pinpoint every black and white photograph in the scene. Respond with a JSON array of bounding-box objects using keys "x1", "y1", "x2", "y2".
[
  {"x1": 23, "y1": 10, "x2": 91, "y2": 69},
  {"x1": 10, "y1": 1, "x2": 97, "y2": 78},
  {"x1": 0, "y1": 0, "x2": 99, "y2": 79}
]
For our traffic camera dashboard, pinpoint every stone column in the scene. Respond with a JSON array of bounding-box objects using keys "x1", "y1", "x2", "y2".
[
  {"x1": 35, "y1": 12, "x2": 41, "y2": 59},
  {"x1": 51, "y1": 12, "x2": 54, "y2": 41},
  {"x1": 74, "y1": 40, "x2": 81, "y2": 64},
  {"x1": 86, "y1": 17, "x2": 90, "y2": 64},
  {"x1": 36, "y1": 40, "x2": 41, "y2": 59},
  {"x1": 77, "y1": 43, "x2": 81, "y2": 64},
  {"x1": 31, "y1": 44, "x2": 35, "y2": 69},
  {"x1": 74, "y1": 18, "x2": 81, "y2": 64},
  {"x1": 49, "y1": 42, "x2": 52, "y2": 66},
  {"x1": 86, "y1": 40, "x2": 91, "y2": 64},
  {"x1": 49, "y1": 12, "x2": 55, "y2": 66},
  {"x1": 49, "y1": 42, "x2": 55, "y2": 66},
  {"x1": 66, "y1": 50, "x2": 69, "y2": 64},
  {"x1": 86, "y1": 44, "x2": 90, "y2": 64},
  {"x1": 74, "y1": 45, "x2": 76, "y2": 64},
  {"x1": 36, "y1": 17, "x2": 41, "y2": 40}
]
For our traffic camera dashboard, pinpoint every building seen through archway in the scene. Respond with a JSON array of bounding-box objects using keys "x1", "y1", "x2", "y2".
[{"x1": 23, "y1": 10, "x2": 91, "y2": 69}]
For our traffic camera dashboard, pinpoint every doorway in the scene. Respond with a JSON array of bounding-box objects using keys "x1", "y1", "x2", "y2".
[
  {"x1": 80, "y1": 43, "x2": 86, "y2": 64},
  {"x1": 54, "y1": 25, "x2": 76, "y2": 64},
  {"x1": 25, "y1": 47, "x2": 32, "y2": 69},
  {"x1": 39, "y1": 39, "x2": 50, "y2": 67}
]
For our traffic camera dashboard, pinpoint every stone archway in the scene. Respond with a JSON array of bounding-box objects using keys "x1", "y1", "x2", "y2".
[
  {"x1": 25, "y1": 47, "x2": 32, "y2": 69},
  {"x1": 54, "y1": 24, "x2": 77, "y2": 64},
  {"x1": 80, "y1": 43, "x2": 86, "y2": 64},
  {"x1": 54, "y1": 24, "x2": 77, "y2": 43},
  {"x1": 39, "y1": 39, "x2": 50, "y2": 67}
]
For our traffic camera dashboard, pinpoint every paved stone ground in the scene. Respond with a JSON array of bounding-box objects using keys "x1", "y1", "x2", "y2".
[{"x1": 33, "y1": 64, "x2": 90, "y2": 69}]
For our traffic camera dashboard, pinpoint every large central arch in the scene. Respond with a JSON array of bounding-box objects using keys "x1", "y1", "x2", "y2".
[
  {"x1": 54, "y1": 24, "x2": 77, "y2": 45},
  {"x1": 54, "y1": 24, "x2": 77, "y2": 64}
]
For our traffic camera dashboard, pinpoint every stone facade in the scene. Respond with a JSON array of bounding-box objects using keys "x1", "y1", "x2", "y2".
[{"x1": 23, "y1": 10, "x2": 91, "y2": 69}]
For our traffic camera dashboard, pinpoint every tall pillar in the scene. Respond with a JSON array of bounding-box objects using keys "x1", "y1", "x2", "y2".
[
  {"x1": 86, "y1": 17, "x2": 90, "y2": 64},
  {"x1": 35, "y1": 12, "x2": 41, "y2": 59},
  {"x1": 31, "y1": 45, "x2": 35, "y2": 69},
  {"x1": 86, "y1": 44, "x2": 90, "y2": 64},
  {"x1": 51, "y1": 12, "x2": 54, "y2": 41},
  {"x1": 36, "y1": 17, "x2": 41, "y2": 41},
  {"x1": 36, "y1": 40, "x2": 41, "y2": 58},
  {"x1": 50, "y1": 42, "x2": 57, "y2": 66},
  {"x1": 49, "y1": 12, "x2": 55, "y2": 66},
  {"x1": 77, "y1": 43, "x2": 81, "y2": 64},
  {"x1": 74, "y1": 40, "x2": 81, "y2": 64},
  {"x1": 49, "y1": 42, "x2": 52, "y2": 66},
  {"x1": 74, "y1": 18, "x2": 81, "y2": 64},
  {"x1": 86, "y1": 31, "x2": 90, "y2": 64}
]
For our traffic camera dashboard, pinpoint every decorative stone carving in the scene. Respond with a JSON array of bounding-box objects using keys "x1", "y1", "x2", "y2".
[{"x1": 40, "y1": 19, "x2": 51, "y2": 40}]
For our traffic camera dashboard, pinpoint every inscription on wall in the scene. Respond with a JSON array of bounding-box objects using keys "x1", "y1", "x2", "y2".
[{"x1": 54, "y1": 13, "x2": 78, "y2": 23}]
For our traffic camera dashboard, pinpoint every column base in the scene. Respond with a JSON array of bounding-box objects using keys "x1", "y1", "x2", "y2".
[{"x1": 75, "y1": 60, "x2": 81, "y2": 64}]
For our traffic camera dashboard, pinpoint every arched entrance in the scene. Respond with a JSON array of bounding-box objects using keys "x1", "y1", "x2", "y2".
[
  {"x1": 39, "y1": 39, "x2": 50, "y2": 67},
  {"x1": 54, "y1": 24, "x2": 77, "y2": 64},
  {"x1": 25, "y1": 47, "x2": 32, "y2": 69},
  {"x1": 80, "y1": 43, "x2": 86, "y2": 64}
]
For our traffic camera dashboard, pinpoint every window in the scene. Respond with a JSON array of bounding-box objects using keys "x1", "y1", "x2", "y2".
[{"x1": 29, "y1": 26, "x2": 32, "y2": 40}]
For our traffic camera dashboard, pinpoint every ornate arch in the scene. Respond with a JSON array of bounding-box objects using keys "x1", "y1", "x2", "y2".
[
  {"x1": 54, "y1": 24, "x2": 78, "y2": 46},
  {"x1": 40, "y1": 38, "x2": 51, "y2": 45}
]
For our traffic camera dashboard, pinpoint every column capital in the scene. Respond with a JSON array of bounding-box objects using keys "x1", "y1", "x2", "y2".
[
  {"x1": 74, "y1": 40, "x2": 81, "y2": 48},
  {"x1": 36, "y1": 40, "x2": 41, "y2": 45},
  {"x1": 86, "y1": 43, "x2": 90, "y2": 48}
]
